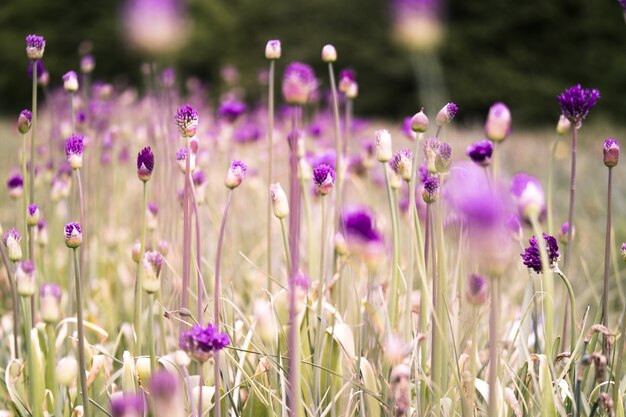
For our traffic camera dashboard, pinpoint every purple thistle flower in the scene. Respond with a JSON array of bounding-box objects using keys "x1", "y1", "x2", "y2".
[
  {"x1": 63, "y1": 71, "x2": 79, "y2": 92},
  {"x1": 390, "y1": 148, "x2": 413, "y2": 181},
  {"x1": 511, "y1": 173, "x2": 545, "y2": 221},
  {"x1": 282, "y1": 62, "x2": 317, "y2": 106},
  {"x1": 466, "y1": 274, "x2": 488, "y2": 305},
  {"x1": 110, "y1": 394, "x2": 145, "y2": 417},
  {"x1": 422, "y1": 175, "x2": 439, "y2": 204},
  {"x1": 466, "y1": 139, "x2": 494, "y2": 167},
  {"x1": 148, "y1": 370, "x2": 178, "y2": 401},
  {"x1": 521, "y1": 233, "x2": 560, "y2": 273},
  {"x1": 225, "y1": 160, "x2": 247, "y2": 189},
  {"x1": 342, "y1": 208, "x2": 384, "y2": 262},
  {"x1": 603, "y1": 137, "x2": 620, "y2": 168},
  {"x1": 436, "y1": 102, "x2": 458, "y2": 125},
  {"x1": 137, "y1": 146, "x2": 154, "y2": 181},
  {"x1": 218, "y1": 99, "x2": 247, "y2": 123},
  {"x1": 18, "y1": 109, "x2": 32, "y2": 134},
  {"x1": 174, "y1": 105, "x2": 199, "y2": 137},
  {"x1": 64, "y1": 222, "x2": 82, "y2": 248},
  {"x1": 26, "y1": 34, "x2": 45, "y2": 59},
  {"x1": 2, "y1": 228, "x2": 22, "y2": 246},
  {"x1": 192, "y1": 170, "x2": 206, "y2": 186},
  {"x1": 179, "y1": 323, "x2": 230, "y2": 363},
  {"x1": 65, "y1": 134, "x2": 84, "y2": 169},
  {"x1": 3, "y1": 228, "x2": 22, "y2": 261},
  {"x1": 313, "y1": 163, "x2": 335, "y2": 195},
  {"x1": 557, "y1": 84, "x2": 600, "y2": 124},
  {"x1": 7, "y1": 174, "x2": 24, "y2": 190}
]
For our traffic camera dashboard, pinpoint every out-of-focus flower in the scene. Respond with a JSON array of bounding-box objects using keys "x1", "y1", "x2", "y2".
[
  {"x1": 137, "y1": 146, "x2": 154, "y2": 182},
  {"x1": 218, "y1": 99, "x2": 246, "y2": 123},
  {"x1": 466, "y1": 274, "x2": 488, "y2": 305},
  {"x1": 621, "y1": 242, "x2": 626, "y2": 263},
  {"x1": 27, "y1": 204, "x2": 40, "y2": 226},
  {"x1": 422, "y1": 176, "x2": 439, "y2": 204},
  {"x1": 16, "y1": 260, "x2": 36, "y2": 296},
  {"x1": 511, "y1": 173, "x2": 545, "y2": 222},
  {"x1": 142, "y1": 251, "x2": 163, "y2": 293},
  {"x1": 110, "y1": 393, "x2": 144, "y2": 417},
  {"x1": 321, "y1": 44, "x2": 337, "y2": 63},
  {"x1": 63, "y1": 71, "x2": 79, "y2": 92},
  {"x1": 80, "y1": 55, "x2": 95, "y2": 74},
  {"x1": 265, "y1": 40, "x2": 281, "y2": 60},
  {"x1": 65, "y1": 134, "x2": 84, "y2": 169},
  {"x1": 56, "y1": 356, "x2": 78, "y2": 387},
  {"x1": 485, "y1": 102, "x2": 511, "y2": 142},
  {"x1": 603, "y1": 138, "x2": 620, "y2": 168},
  {"x1": 505, "y1": 215, "x2": 522, "y2": 241},
  {"x1": 179, "y1": 323, "x2": 230, "y2": 363},
  {"x1": 390, "y1": 149, "x2": 413, "y2": 182},
  {"x1": 466, "y1": 139, "x2": 493, "y2": 167},
  {"x1": 174, "y1": 105, "x2": 199, "y2": 138},
  {"x1": 313, "y1": 163, "x2": 335, "y2": 195},
  {"x1": 282, "y1": 62, "x2": 317, "y2": 106},
  {"x1": 64, "y1": 222, "x2": 82, "y2": 248},
  {"x1": 40, "y1": 283, "x2": 62, "y2": 323},
  {"x1": 35, "y1": 220, "x2": 48, "y2": 247},
  {"x1": 391, "y1": 0, "x2": 444, "y2": 52},
  {"x1": 556, "y1": 115, "x2": 571, "y2": 136},
  {"x1": 270, "y1": 183, "x2": 289, "y2": 219},
  {"x1": 175, "y1": 147, "x2": 195, "y2": 173},
  {"x1": 521, "y1": 233, "x2": 560, "y2": 273},
  {"x1": 338, "y1": 69, "x2": 358, "y2": 99},
  {"x1": 375, "y1": 129, "x2": 393, "y2": 162},
  {"x1": 7, "y1": 174, "x2": 24, "y2": 200},
  {"x1": 436, "y1": 102, "x2": 458, "y2": 126},
  {"x1": 18, "y1": 110, "x2": 32, "y2": 134},
  {"x1": 157, "y1": 240, "x2": 170, "y2": 257},
  {"x1": 26, "y1": 34, "x2": 45, "y2": 59},
  {"x1": 411, "y1": 109, "x2": 429, "y2": 133},
  {"x1": 557, "y1": 84, "x2": 600, "y2": 125},
  {"x1": 3, "y1": 228, "x2": 22, "y2": 261},
  {"x1": 342, "y1": 207, "x2": 384, "y2": 262},
  {"x1": 225, "y1": 160, "x2": 247, "y2": 189},
  {"x1": 557, "y1": 222, "x2": 575, "y2": 245}
]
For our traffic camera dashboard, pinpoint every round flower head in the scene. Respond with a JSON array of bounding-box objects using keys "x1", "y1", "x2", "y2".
[
  {"x1": 157, "y1": 239, "x2": 170, "y2": 257},
  {"x1": 411, "y1": 108, "x2": 429, "y2": 133},
  {"x1": 338, "y1": 69, "x2": 358, "y2": 98},
  {"x1": 521, "y1": 233, "x2": 560, "y2": 273},
  {"x1": 265, "y1": 40, "x2": 281, "y2": 60},
  {"x1": 342, "y1": 207, "x2": 384, "y2": 262},
  {"x1": 422, "y1": 176, "x2": 439, "y2": 204},
  {"x1": 485, "y1": 102, "x2": 511, "y2": 142},
  {"x1": 436, "y1": 102, "x2": 458, "y2": 126},
  {"x1": 218, "y1": 99, "x2": 247, "y2": 123},
  {"x1": 557, "y1": 84, "x2": 600, "y2": 125},
  {"x1": 142, "y1": 250, "x2": 164, "y2": 293},
  {"x1": 466, "y1": 274, "x2": 488, "y2": 305},
  {"x1": 27, "y1": 204, "x2": 40, "y2": 226},
  {"x1": 179, "y1": 323, "x2": 230, "y2": 363},
  {"x1": 423, "y1": 137, "x2": 440, "y2": 173},
  {"x1": 80, "y1": 55, "x2": 95, "y2": 74},
  {"x1": 174, "y1": 105, "x2": 199, "y2": 137},
  {"x1": 63, "y1": 71, "x2": 79, "y2": 92},
  {"x1": 511, "y1": 173, "x2": 545, "y2": 222},
  {"x1": 466, "y1": 139, "x2": 494, "y2": 167},
  {"x1": 17, "y1": 109, "x2": 32, "y2": 134},
  {"x1": 7, "y1": 174, "x2": 24, "y2": 200},
  {"x1": 390, "y1": 148, "x2": 413, "y2": 182},
  {"x1": 26, "y1": 34, "x2": 45, "y2": 59},
  {"x1": 175, "y1": 147, "x2": 195, "y2": 174},
  {"x1": 556, "y1": 114, "x2": 571, "y2": 136},
  {"x1": 401, "y1": 116, "x2": 417, "y2": 141},
  {"x1": 321, "y1": 44, "x2": 337, "y2": 63},
  {"x1": 282, "y1": 62, "x2": 317, "y2": 106},
  {"x1": 110, "y1": 393, "x2": 144, "y2": 417},
  {"x1": 375, "y1": 129, "x2": 393, "y2": 162},
  {"x1": 40, "y1": 283, "x2": 62, "y2": 323},
  {"x1": 270, "y1": 183, "x2": 289, "y2": 218},
  {"x1": 64, "y1": 222, "x2": 82, "y2": 248},
  {"x1": 225, "y1": 160, "x2": 247, "y2": 189},
  {"x1": 65, "y1": 134, "x2": 84, "y2": 169},
  {"x1": 137, "y1": 146, "x2": 154, "y2": 182},
  {"x1": 557, "y1": 222, "x2": 575, "y2": 245},
  {"x1": 16, "y1": 260, "x2": 36, "y2": 296},
  {"x1": 3, "y1": 228, "x2": 23, "y2": 261},
  {"x1": 313, "y1": 163, "x2": 335, "y2": 195},
  {"x1": 148, "y1": 370, "x2": 178, "y2": 401},
  {"x1": 603, "y1": 138, "x2": 620, "y2": 168},
  {"x1": 435, "y1": 142, "x2": 452, "y2": 173}
]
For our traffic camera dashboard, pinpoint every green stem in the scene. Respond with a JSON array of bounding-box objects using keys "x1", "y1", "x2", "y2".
[
  {"x1": 133, "y1": 182, "x2": 148, "y2": 354},
  {"x1": 328, "y1": 63, "x2": 343, "y2": 240},
  {"x1": 563, "y1": 126, "x2": 577, "y2": 273},
  {"x1": 70, "y1": 93, "x2": 75, "y2": 135},
  {"x1": 0, "y1": 247, "x2": 19, "y2": 358},
  {"x1": 45, "y1": 324, "x2": 57, "y2": 393},
  {"x1": 299, "y1": 175, "x2": 314, "y2": 279},
  {"x1": 530, "y1": 216, "x2": 554, "y2": 361},
  {"x1": 22, "y1": 134, "x2": 28, "y2": 256},
  {"x1": 73, "y1": 248, "x2": 90, "y2": 417},
  {"x1": 30, "y1": 60, "x2": 37, "y2": 208},
  {"x1": 315, "y1": 196, "x2": 326, "y2": 408},
  {"x1": 280, "y1": 218, "x2": 291, "y2": 278},
  {"x1": 554, "y1": 269, "x2": 576, "y2": 354},
  {"x1": 267, "y1": 60, "x2": 275, "y2": 292},
  {"x1": 22, "y1": 296, "x2": 40, "y2": 417},
  {"x1": 487, "y1": 279, "x2": 500, "y2": 417},
  {"x1": 383, "y1": 165, "x2": 400, "y2": 332},
  {"x1": 602, "y1": 167, "x2": 612, "y2": 330},
  {"x1": 546, "y1": 135, "x2": 562, "y2": 235},
  {"x1": 148, "y1": 293, "x2": 156, "y2": 372}
]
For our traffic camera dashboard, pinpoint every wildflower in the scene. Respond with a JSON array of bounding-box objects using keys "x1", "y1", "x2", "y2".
[
  {"x1": 2, "y1": 228, "x2": 22, "y2": 261},
  {"x1": 313, "y1": 163, "x2": 335, "y2": 195},
  {"x1": 411, "y1": 108, "x2": 429, "y2": 133},
  {"x1": 422, "y1": 176, "x2": 439, "y2": 204},
  {"x1": 157, "y1": 240, "x2": 170, "y2": 257},
  {"x1": 63, "y1": 71, "x2": 79, "y2": 92},
  {"x1": 521, "y1": 234, "x2": 560, "y2": 273},
  {"x1": 466, "y1": 139, "x2": 494, "y2": 167},
  {"x1": 27, "y1": 204, "x2": 40, "y2": 226},
  {"x1": 40, "y1": 283, "x2": 62, "y2": 323},
  {"x1": 485, "y1": 102, "x2": 511, "y2": 142},
  {"x1": 175, "y1": 147, "x2": 195, "y2": 173},
  {"x1": 80, "y1": 55, "x2": 95, "y2": 73},
  {"x1": 466, "y1": 274, "x2": 488, "y2": 305},
  {"x1": 375, "y1": 129, "x2": 393, "y2": 162},
  {"x1": 64, "y1": 222, "x2": 82, "y2": 248},
  {"x1": 390, "y1": 149, "x2": 413, "y2": 182},
  {"x1": 557, "y1": 222, "x2": 575, "y2": 245},
  {"x1": 557, "y1": 84, "x2": 600, "y2": 125},
  {"x1": 26, "y1": 34, "x2": 45, "y2": 59},
  {"x1": 436, "y1": 102, "x2": 458, "y2": 126},
  {"x1": 338, "y1": 69, "x2": 358, "y2": 99},
  {"x1": 270, "y1": 183, "x2": 289, "y2": 218},
  {"x1": 265, "y1": 40, "x2": 281, "y2": 60},
  {"x1": 225, "y1": 160, "x2": 247, "y2": 189},
  {"x1": 35, "y1": 220, "x2": 48, "y2": 247},
  {"x1": 110, "y1": 393, "x2": 144, "y2": 417},
  {"x1": 142, "y1": 251, "x2": 163, "y2": 293},
  {"x1": 435, "y1": 142, "x2": 452, "y2": 172},
  {"x1": 423, "y1": 137, "x2": 440, "y2": 173},
  {"x1": 511, "y1": 173, "x2": 545, "y2": 222},
  {"x1": 556, "y1": 115, "x2": 571, "y2": 136},
  {"x1": 603, "y1": 138, "x2": 620, "y2": 168},
  {"x1": 321, "y1": 44, "x2": 337, "y2": 63},
  {"x1": 17, "y1": 109, "x2": 32, "y2": 134},
  {"x1": 56, "y1": 356, "x2": 78, "y2": 387},
  {"x1": 218, "y1": 99, "x2": 247, "y2": 123},
  {"x1": 16, "y1": 261, "x2": 36, "y2": 296},
  {"x1": 7, "y1": 174, "x2": 24, "y2": 200},
  {"x1": 148, "y1": 370, "x2": 178, "y2": 399},
  {"x1": 65, "y1": 134, "x2": 84, "y2": 169},
  {"x1": 137, "y1": 146, "x2": 154, "y2": 182},
  {"x1": 282, "y1": 62, "x2": 317, "y2": 106},
  {"x1": 174, "y1": 105, "x2": 199, "y2": 137},
  {"x1": 342, "y1": 207, "x2": 384, "y2": 262},
  {"x1": 179, "y1": 323, "x2": 230, "y2": 363}
]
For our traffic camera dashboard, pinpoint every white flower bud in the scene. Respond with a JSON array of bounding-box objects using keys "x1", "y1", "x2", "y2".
[
  {"x1": 265, "y1": 40, "x2": 281, "y2": 60},
  {"x1": 375, "y1": 129, "x2": 393, "y2": 162},
  {"x1": 321, "y1": 44, "x2": 337, "y2": 63},
  {"x1": 63, "y1": 71, "x2": 79, "y2": 93},
  {"x1": 56, "y1": 356, "x2": 78, "y2": 387},
  {"x1": 135, "y1": 357, "x2": 152, "y2": 384},
  {"x1": 270, "y1": 183, "x2": 289, "y2": 219}
]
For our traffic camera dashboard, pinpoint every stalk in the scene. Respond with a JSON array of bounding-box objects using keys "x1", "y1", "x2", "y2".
[
  {"x1": 429, "y1": 206, "x2": 441, "y2": 414},
  {"x1": 563, "y1": 127, "x2": 577, "y2": 272},
  {"x1": 487, "y1": 278, "x2": 500, "y2": 417},
  {"x1": 530, "y1": 217, "x2": 554, "y2": 361},
  {"x1": 383, "y1": 165, "x2": 401, "y2": 332},
  {"x1": 191, "y1": 183, "x2": 203, "y2": 324},
  {"x1": 45, "y1": 324, "x2": 57, "y2": 392},
  {"x1": 435, "y1": 173, "x2": 449, "y2": 391},
  {"x1": 22, "y1": 134, "x2": 28, "y2": 255},
  {"x1": 22, "y1": 296, "x2": 41, "y2": 417},
  {"x1": 70, "y1": 93, "x2": 75, "y2": 135},
  {"x1": 314, "y1": 195, "x2": 327, "y2": 407},
  {"x1": 602, "y1": 167, "x2": 612, "y2": 330},
  {"x1": 30, "y1": 60, "x2": 37, "y2": 209},
  {"x1": 280, "y1": 218, "x2": 292, "y2": 276},
  {"x1": 181, "y1": 136, "x2": 191, "y2": 318},
  {"x1": 214, "y1": 190, "x2": 233, "y2": 417},
  {"x1": 132, "y1": 182, "x2": 148, "y2": 354},
  {"x1": 267, "y1": 60, "x2": 275, "y2": 291},
  {"x1": 554, "y1": 268, "x2": 577, "y2": 354},
  {"x1": 328, "y1": 62, "x2": 343, "y2": 241},
  {"x1": 73, "y1": 248, "x2": 90, "y2": 417},
  {"x1": 0, "y1": 246, "x2": 19, "y2": 358},
  {"x1": 546, "y1": 135, "x2": 562, "y2": 235},
  {"x1": 148, "y1": 293, "x2": 156, "y2": 372}
]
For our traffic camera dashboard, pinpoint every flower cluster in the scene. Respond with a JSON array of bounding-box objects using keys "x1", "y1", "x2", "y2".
[
  {"x1": 137, "y1": 146, "x2": 154, "y2": 181},
  {"x1": 282, "y1": 62, "x2": 317, "y2": 105},
  {"x1": 174, "y1": 105, "x2": 199, "y2": 137},
  {"x1": 557, "y1": 84, "x2": 600, "y2": 124},
  {"x1": 390, "y1": 148, "x2": 413, "y2": 182},
  {"x1": 521, "y1": 233, "x2": 560, "y2": 273},
  {"x1": 65, "y1": 134, "x2": 84, "y2": 169},
  {"x1": 313, "y1": 163, "x2": 335, "y2": 195},
  {"x1": 179, "y1": 323, "x2": 230, "y2": 363},
  {"x1": 466, "y1": 139, "x2": 494, "y2": 167}
]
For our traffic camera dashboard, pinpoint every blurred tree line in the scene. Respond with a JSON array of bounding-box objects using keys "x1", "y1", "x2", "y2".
[{"x1": 0, "y1": 0, "x2": 625, "y2": 125}]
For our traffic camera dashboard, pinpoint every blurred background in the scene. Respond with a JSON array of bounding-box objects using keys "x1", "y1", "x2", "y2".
[{"x1": 0, "y1": 0, "x2": 625, "y2": 125}]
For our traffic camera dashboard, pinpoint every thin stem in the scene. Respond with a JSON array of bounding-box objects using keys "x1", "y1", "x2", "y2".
[
  {"x1": 70, "y1": 93, "x2": 75, "y2": 135},
  {"x1": 267, "y1": 60, "x2": 275, "y2": 292},
  {"x1": 22, "y1": 134, "x2": 28, "y2": 256},
  {"x1": 133, "y1": 182, "x2": 148, "y2": 354},
  {"x1": 328, "y1": 63, "x2": 343, "y2": 242},
  {"x1": 280, "y1": 218, "x2": 292, "y2": 277},
  {"x1": 564, "y1": 127, "x2": 577, "y2": 272},
  {"x1": 344, "y1": 98, "x2": 352, "y2": 157},
  {"x1": 383, "y1": 165, "x2": 400, "y2": 332},
  {"x1": 22, "y1": 296, "x2": 40, "y2": 417},
  {"x1": 190, "y1": 183, "x2": 203, "y2": 324},
  {"x1": 530, "y1": 217, "x2": 554, "y2": 361},
  {"x1": 73, "y1": 248, "x2": 91, "y2": 417},
  {"x1": 0, "y1": 246, "x2": 19, "y2": 358},
  {"x1": 30, "y1": 60, "x2": 37, "y2": 208},
  {"x1": 546, "y1": 135, "x2": 562, "y2": 235},
  {"x1": 554, "y1": 269, "x2": 577, "y2": 354},
  {"x1": 148, "y1": 293, "x2": 156, "y2": 372},
  {"x1": 487, "y1": 279, "x2": 500, "y2": 417},
  {"x1": 315, "y1": 195, "x2": 327, "y2": 408},
  {"x1": 602, "y1": 167, "x2": 612, "y2": 329},
  {"x1": 214, "y1": 190, "x2": 233, "y2": 417},
  {"x1": 182, "y1": 136, "x2": 191, "y2": 317},
  {"x1": 45, "y1": 324, "x2": 57, "y2": 392}
]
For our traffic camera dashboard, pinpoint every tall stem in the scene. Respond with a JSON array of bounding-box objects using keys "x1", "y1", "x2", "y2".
[
  {"x1": 190, "y1": 184, "x2": 203, "y2": 324},
  {"x1": 328, "y1": 63, "x2": 343, "y2": 239},
  {"x1": 546, "y1": 135, "x2": 562, "y2": 235},
  {"x1": 602, "y1": 167, "x2": 612, "y2": 329},
  {"x1": 267, "y1": 60, "x2": 275, "y2": 291},
  {"x1": 487, "y1": 278, "x2": 500, "y2": 417},
  {"x1": 45, "y1": 324, "x2": 57, "y2": 393},
  {"x1": 530, "y1": 217, "x2": 554, "y2": 361},
  {"x1": 314, "y1": 196, "x2": 327, "y2": 407},
  {"x1": 70, "y1": 93, "x2": 75, "y2": 135},
  {"x1": 148, "y1": 293, "x2": 156, "y2": 372},
  {"x1": 22, "y1": 134, "x2": 28, "y2": 255},
  {"x1": 133, "y1": 182, "x2": 148, "y2": 354},
  {"x1": 383, "y1": 165, "x2": 400, "y2": 332},
  {"x1": 0, "y1": 246, "x2": 19, "y2": 358},
  {"x1": 214, "y1": 190, "x2": 233, "y2": 417},
  {"x1": 73, "y1": 248, "x2": 90, "y2": 417},
  {"x1": 29, "y1": 60, "x2": 37, "y2": 208},
  {"x1": 564, "y1": 127, "x2": 577, "y2": 272},
  {"x1": 182, "y1": 136, "x2": 191, "y2": 317}
]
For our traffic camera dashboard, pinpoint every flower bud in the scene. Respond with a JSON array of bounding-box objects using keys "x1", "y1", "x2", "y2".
[
  {"x1": 40, "y1": 283, "x2": 62, "y2": 323},
  {"x1": 65, "y1": 135, "x2": 84, "y2": 170},
  {"x1": 253, "y1": 300, "x2": 279, "y2": 343},
  {"x1": 603, "y1": 138, "x2": 620, "y2": 168},
  {"x1": 466, "y1": 274, "x2": 488, "y2": 305},
  {"x1": 383, "y1": 334, "x2": 411, "y2": 365},
  {"x1": 7, "y1": 174, "x2": 23, "y2": 201},
  {"x1": 146, "y1": 203, "x2": 158, "y2": 231},
  {"x1": 174, "y1": 105, "x2": 199, "y2": 138},
  {"x1": 16, "y1": 261, "x2": 36, "y2": 296},
  {"x1": 131, "y1": 241, "x2": 141, "y2": 263},
  {"x1": 56, "y1": 356, "x2": 78, "y2": 387},
  {"x1": 18, "y1": 110, "x2": 32, "y2": 134},
  {"x1": 321, "y1": 44, "x2": 337, "y2": 63},
  {"x1": 334, "y1": 233, "x2": 348, "y2": 256},
  {"x1": 137, "y1": 147, "x2": 154, "y2": 182},
  {"x1": 435, "y1": 142, "x2": 452, "y2": 173},
  {"x1": 157, "y1": 240, "x2": 170, "y2": 257},
  {"x1": 282, "y1": 62, "x2": 317, "y2": 106},
  {"x1": 410, "y1": 109, "x2": 429, "y2": 133},
  {"x1": 26, "y1": 35, "x2": 45, "y2": 60},
  {"x1": 64, "y1": 222, "x2": 82, "y2": 248},
  {"x1": 225, "y1": 160, "x2": 247, "y2": 189},
  {"x1": 422, "y1": 176, "x2": 439, "y2": 204},
  {"x1": 485, "y1": 102, "x2": 511, "y2": 142},
  {"x1": 375, "y1": 129, "x2": 392, "y2": 162},
  {"x1": 265, "y1": 40, "x2": 281, "y2": 60},
  {"x1": 338, "y1": 70, "x2": 358, "y2": 99},
  {"x1": 80, "y1": 55, "x2": 95, "y2": 74},
  {"x1": 175, "y1": 147, "x2": 195, "y2": 174},
  {"x1": 35, "y1": 220, "x2": 48, "y2": 247},
  {"x1": 27, "y1": 204, "x2": 40, "y2": 227},
  {"x1": 423, "y1": 137, "x2": 440, "y2": 174},
  {"x1": 2, "y1": 228, "x2": 22, "y2": 262},
  {"x1": 135, "y1": 357, "x2": 152, "y2": 385},
  {"x1": 390, "y1": 149, "x2": 413, "y2": 182},
  {"x1": 298, "y1": 158, "x2": 312, "y2": 181},
  {"x1": 511, "y1": 173, "x2": 545, "y2": 221},
  {"x1": 270, "y1": 183, "x2": 289, "y2": 219},
  {"x1": 557, "y1": 222, "x2": 575, "y2": 245},
  {"x1": 142, "y1": 251, "x2": 163, "y2": 294},
  {"x1": 436, "y1": 102, "x2": 458, "y2": 126},
  {"x1": 556, "y1": 115, "x2": 571, "y2": 136},
  {"x1": 313, "y1": 164, "x2": 335, "y2": 195},
  {"x1": 63, "y1": 71, "x2": 79, "y2": 93}
]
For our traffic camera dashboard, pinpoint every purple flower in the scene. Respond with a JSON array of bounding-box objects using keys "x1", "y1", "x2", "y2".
[
  {"x1": 26, "y1": 34, "x2": 45, "y2": 59},
  {"x1": 192, "y1": 170, "x2": 206, "y2": 186},
  {"x1": 557, "y1": 222, "x2": 575, "y2": 245},
  {"x1": 63, "y1": 71, "x2": 79, "y2": 92},
  {"x1": 422, "y1": 176, "x2": 439, "y2": 204},
  {"x1": 3, "y1": 228, "x2": 22, "y2": 261},
  {"x1": 175, "y1": 146, "x2": 195, "y2": 173},
  {"x1": 65, "y1": 134, "x2": 84, "y2": 169},
  {"x1": 342, "y1": 208, "x2": 384, "y2": 262},
  {"x1": 174, "y1": 105, "x2": 199, "y2": 137},
  {"x1": 2, "y1": 228, "x2": 22, "y2": 246},
  {"x1": 466, "y1": 274, "x2": 488, "y2": 305},
  {"x1": 218, "y1": 99, "x2": 247, "y2": 123},
  {"x1": 313, "y1": 163, "x2": 336, "y2": 195},
  {"x1": 417, "y1": 163, "x2": 430, "y2": 183},
  {"x1": 466, "y1": 139, "x2": 494, "y2": 167},
  {"x1": 401, "y1": 116, "x2": 417, "y2": 140},
  {"x1": 225, "y1": 160, "x2": 247, "y2": 189},
  {"x1": 147, "y1": 202, "x2": 159, "y2": 216},
  {"x1": 282, "y1": 62, "x2": 317, "y2": 106},
  {"x1": 27, "y1": 59, "x2": 46, "y2": 81},
  {"x1": 390, "y1": 148, "x2": 413, "y2": 181},
  {"x1": 557, "y1": 84, "x2": 600, "y2": 124},
  {"x1": 110, "y1": 394, "x2": 144, "y2": 417},
  {"x1": 603, "y1": 137, "x2": 620, "y2": 168},
  {"x1": 64, "y1": 222, "x2": 82, "y2": 248},
  {"x1": 7, "y1": 174, "x2": 23, "y2": 190},
  {"x1": 521, "y1": 233, "x2": 560, "y2": 273},
  {"x1": 148, "y1": 370, "x2": 178, "y2": 401},
  {"x1": 137, "y1": 146, "x2": 154, "y2": 181},
  {"x1": 40, "y1": 283, "x2": 62, "y2": 300},
  {"x1": 485, "y1": 103, "x2": 512, "y2": 142},
  {"x1": 265, "y1": 39, "x2": 281, "y2": 59},
  {"x1": 436, "y1": 102, "x2": 458, "y2": 125},
  {"x1": 18, "y1": 109, "x2": 32, "y2": 134},
  {"x1": 234, "y1": 123, "x2": 261, "y2": 144},
  {"x1": 338, "y1": 69, "x2": 358, "y2": 98},
  {"x1": 621, "y1": 242, "x2": 626, "y2": 262},
  {"x1": 179, "y1": 323, "x2": 230, "y2": 363},
  {"x1": 511, "y1": 173, "x2": 545, "y2": 221}
]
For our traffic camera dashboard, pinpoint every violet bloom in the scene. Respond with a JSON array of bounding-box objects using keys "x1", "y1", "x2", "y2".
[
  {"x1": 234, "y1": 123, "x2": 261, "y2": 144},
  {"x1": 7, "y1": 174, "x2": 24, "y2": 199},
  {"x1": 218, "y1": 99, "x2": 247, "y2": 123},
  {"x1": 466, "y1": 274, "x2": 488, "y2": 305},
  {"x1": 511, "y1": 173, "x2": 545, "y2": 222},
  {"x1": 110, "y1": 394, "x2": 145, "y2": 417},
  {"x1": 338, "y1": 69, "x2": 358, "y2": 98},
  {"x1": 485, "y1": 103, "x2": 511, "y2": 142},
  {"x1": 342, "y1": 207, "x2": 384, "y2": 261},
  {"x1": 174, "y1": 105, "x2": 199, "y2": 137},
  {"x1": 63, "y1": 71, "x2": 79, "y2": 92},
  {"x1": 603, "y1": 137, "x2": 620, "y2": 168},
  {"x1": 64, "y1": 222, "x2": 82, "y2": 248},
  {"x1": 391, "y1": 0, "x2": 444, "y2": 52},
  {"x1": 148, "y1": 370, "x2": 178, "y2": 401},
  {"x1": 192, "y1": 170, "x2": 206, "y2": 187},
  {"x1": 422, "y1": 176, "x2": 439, "y2": 204},
  {"x1": 466, "y1": 139, "x2": 494, "y2": 167},
  {"x1": 225, "y1": 160, "x2": 247, "y2": 189},
  {"x1": 123, "y1": 0, "x2": 188, "y2": 55},
  {"x1": 557, "y1": 84, "x2": 600, "y2": 124},
  {"x1": 521, "y1": 233, "x2": 560, "y2": 273},
  {"x1": 26, "y1": 34, "x2": 45, "y2": 59},
  {"x1": 27, "y1": 204, "x2": 40, "y2": 226},
  {"x1": 179, "y1": 323, "x2": 230, "y2": 363},
  {"x1": 137, "y1": 146, "x2": 154, "y2": 182},
  {"x1": 390, "y1": 148, "x2": 413, "y2": 182},
  {"x1": 313, "y1": 163, "x2": 336, "y2": 195},
  {"x1": 505, "y1": 215, "x2": 522, "y2": 241},
  {"x1": 619, "y1": 0, "x2": 626, "y2": 9},
  {"x1": 18, "y1": 109, "x2": 32, "y2": 134},
  {"x1": 65, "y1": 134, "x2": 84, "y2": 170},
  {"x1": 282, "y1": 62, "x2": 317, "y2": 106},
  {"x1": 27, "y1": 59, "x2": 46, "y2": 81},
  {"x1": 436, "y1": 102, "x2": 458, "y2": 126},
  {"x1": 401, "y1": 116, "x2": 417, "y2": 141},
  {"x1": 175, "y1": 146, "x2": 195, "y2": 173}
]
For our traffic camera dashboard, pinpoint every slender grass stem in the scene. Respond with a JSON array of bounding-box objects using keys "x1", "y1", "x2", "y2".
[
  {"x1": 530, "y1": 216, "x2": 554, "y2": 362},
  {"x1": 22, "y1": 296, "x2": 41, "y2": 417},
  {"x1": 383, "y1": 165, "x2": 400, "y2": 332},
  {"x1": 546, "y1": 135, "x2": 562, "y2": 235},
  {"x1": 73, "y1": 248, "x2": 90, "y2": 417},
  {"x1": 554, "y1": 269, "x2": 577, "y2": 354},
  {"x1": 190, "y1": 183, "x2": 203, "y2": 324},
  {"x1": 182, "y1": 136, "x2": 192, "y2": 320},
  {"x1": 70, "y1": 93, "x2": 75, "y2": 135},
  {"x1": 132, "y1": 182, "x2": 148, "y2": 354},
  {"x1": 30, "y1": 60, "x2": 37, "y2": 209},
  {"x1": 602, "y1": 167, "x2": 612, "y2": 331},
  {"x1": 267, "y1": 60, "x2": 275, "y2": 292},
  {"x1": 564, "y1": 127, "x2": 577, "y2": 273},
  {"x1": 0, "y1": 246, "x2": 19, "y2": 358},
  {"x1": 45, "y1": 324, "x2": 57, "y2": 392},
  {"x1": 21, "y1": 134, "x2": 28, "y2": 255},
  {"x1": 148, "y1": 293, "x2": 156, "y2": 372},
  {"x1": 487, "y1": 278, "x2": 500, "y2": 417},
  {"x1": 314, "y1": 195, "x2": 327, "y2": 409},
  {"x1": 328, "y1": 63, "x2": 343, "y2": 241},
  {"x1": 280, "y1": 218, "x2": 291, "y2": 277}
]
